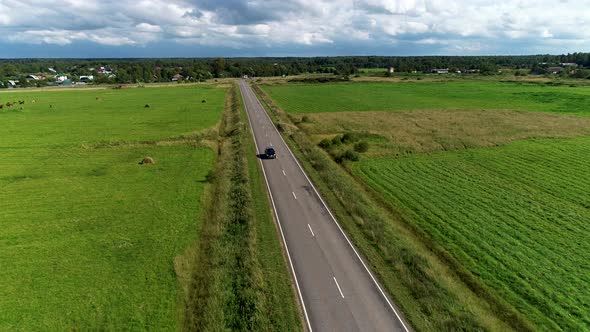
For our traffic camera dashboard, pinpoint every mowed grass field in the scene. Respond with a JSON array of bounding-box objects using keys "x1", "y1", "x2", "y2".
[
  {"x1": 0, "y1": 85, "x2": 225, "y2": 330},
  {"x1": 261, "y1": 81, "x2": 590, "y2": 330},
  {"x1": 263, "y1": 81, "x2": 590, "y2": 114}
]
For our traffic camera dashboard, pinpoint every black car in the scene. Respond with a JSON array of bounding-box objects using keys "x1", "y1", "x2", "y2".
[{"x1": 264, "y1": 146, "x2": 276, "y2": 159}]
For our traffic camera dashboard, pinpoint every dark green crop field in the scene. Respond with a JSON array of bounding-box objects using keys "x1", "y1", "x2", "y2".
[
  {"x1": 355, "y1": 138, "x2": 590, "y2": 330},
  {"x1": 263, "y1": 81, "x2": 590, "y2": 115},
  {"x1": 0, "y1": 85, "x2": 225, "y2": 330}
]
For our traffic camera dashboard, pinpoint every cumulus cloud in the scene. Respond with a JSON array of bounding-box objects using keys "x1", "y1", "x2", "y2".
[{"x1": 0, "y1": 0, "x2": 589, "y2": 55}]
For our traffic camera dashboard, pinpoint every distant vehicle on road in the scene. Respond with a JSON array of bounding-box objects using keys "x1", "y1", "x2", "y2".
[{"x1": 264, "y1": 146, "x2": 276, "y2": 159}]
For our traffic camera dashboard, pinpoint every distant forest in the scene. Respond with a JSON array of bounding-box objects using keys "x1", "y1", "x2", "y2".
[{"x1": 1, "y1": 53, "x2": 590, "y2": 86}]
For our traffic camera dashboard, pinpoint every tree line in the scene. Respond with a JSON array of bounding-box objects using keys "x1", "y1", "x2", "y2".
[{"x1": 1, "y1": 53, "x2": 589, "y2": 86}]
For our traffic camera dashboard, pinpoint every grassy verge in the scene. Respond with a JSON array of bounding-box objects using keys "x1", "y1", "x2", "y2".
[
  {"x1": 182, "y1": 84, "x2": 301, "y2": 331},
  {"x1": 251, "y1": 83, "x2": 535, "y2": 332}
]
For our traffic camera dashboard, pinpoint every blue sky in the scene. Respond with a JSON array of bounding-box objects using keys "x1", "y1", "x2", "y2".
[{"x1": 0, "y1": 0, "x2": 588, "y2": 58}]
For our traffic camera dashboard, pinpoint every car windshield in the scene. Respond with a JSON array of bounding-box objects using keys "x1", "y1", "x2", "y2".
[{"x1": 266, "y1": 148, "x2": 275, "y2": 154}]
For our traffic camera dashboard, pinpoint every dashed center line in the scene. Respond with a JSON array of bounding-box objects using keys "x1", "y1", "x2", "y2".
[
  {"x1": 333, "y1": 277, "x2": 345, "y2": 298},
  {"x1": 292, "y1": 191, "x2": 297, "y2": 200},
  {"x1": 282, "y1": 169, "x2": 286, "y2": 176},
  {"x1": 307, "y1": 224, "x2": 315, "y2": 237}
]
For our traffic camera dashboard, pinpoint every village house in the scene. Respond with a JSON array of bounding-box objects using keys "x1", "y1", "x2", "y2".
[
  {"x1": 97, "y1": 66, "x2": 112, "y2": 74},
  {"x1": 430, "y1": 68, "x2": 449, "y2": 74},
  {"x1": 79, "y1": 75, "x2": 94, "y2": 82},
  {"x1": 547, "y1": 67, "x2": 563, "y2": 74},
  {"x1": 55, "y1": 74, "x2": 68, "y2": 82},
  {"x1": 171, "y1": 74, "x2": 184, "y2": 81}
]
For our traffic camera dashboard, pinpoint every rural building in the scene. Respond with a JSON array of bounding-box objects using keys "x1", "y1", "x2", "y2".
[
  {"x1": 7, "y1": 80, "x2": 18, "y2": 88},
  {"x1": 547, "y1": 67, "x2": 563, "y2": 74},
  {"x1": 55, "y1": 74, "x2": 68, "y2": 82},
  {"x1": 388, "y1": 66, "x2": 395, "y2": 73},
  {"x1": 171, "y1": 74, "x2": 184, "y2": 81},
  {"x1": 560, "y1": 62, "x2": 578, "y2": 67},
  {"x1": 431, "y1": 68, "x2": 449, "y2": 74},
  {"x1": 48, "y1": 68, "x2": 57, "y2": 74},
  {"x1": 26, "y1": 75, "x2": 40, "y2": 81},
  {"x1": 97, "y1": 66, "x2": 112, "y2": 74},
  {"x1": 79, "y1": 75, "x2": 94, "y2": 82}
]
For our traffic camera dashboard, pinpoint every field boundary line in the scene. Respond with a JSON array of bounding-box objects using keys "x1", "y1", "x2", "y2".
[{"x1": 250, "y1": 81, "x2": 411, "y2": 332}]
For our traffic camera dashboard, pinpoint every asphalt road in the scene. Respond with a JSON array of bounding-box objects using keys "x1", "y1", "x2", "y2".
[{"x1": 239, "y1": 80, "x2": 411, "y2": 332}]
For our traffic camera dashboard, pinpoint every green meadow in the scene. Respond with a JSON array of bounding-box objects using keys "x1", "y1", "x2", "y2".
[
  {"x1": 263, "y1": 81, "x2": 590, "y2": 115},
  {"x1": 259, "y1": 80, "x2": 590, "y2": 330},
  {"x1": 0, "y1": 85, "x2": 225, "y2": 330}
]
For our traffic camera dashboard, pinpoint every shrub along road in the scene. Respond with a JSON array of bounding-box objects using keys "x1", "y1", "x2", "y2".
[{"x1": 239, "y1": 79, "x2": 410, "y2": 332}]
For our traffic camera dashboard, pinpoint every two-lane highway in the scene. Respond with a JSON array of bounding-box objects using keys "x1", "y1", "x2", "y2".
[{"x1": 239, "y1": 80, "x2": 411, "y2": 332}]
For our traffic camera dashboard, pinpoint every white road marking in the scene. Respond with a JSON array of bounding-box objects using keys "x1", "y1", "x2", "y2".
[
  {"x1": 282, "y1": 169, "x2": 286, "y2": 176},
  {"x1": 333, "y1": 277, "x2": 344, "y2": 298},
  {"x1": 307, "y1": 224, "x2": 315, "y2": 237},
  {"x1": 251, "y1": 84, "x2": 411, "y2": 332},
  {"x1": 239, "y1": 81, "x2": 313, "y2": 332},
  {"x1": 292, "y1": 191, "x2": 297, "y2": 200}
]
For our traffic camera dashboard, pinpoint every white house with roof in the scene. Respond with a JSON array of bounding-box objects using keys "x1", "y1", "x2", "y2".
[
  {"x1": 55, "y1": 74, "x2": 68, "y2": 82},
  {"x1": 79, "y1": 75, "x2": 94, "y2": 82}
]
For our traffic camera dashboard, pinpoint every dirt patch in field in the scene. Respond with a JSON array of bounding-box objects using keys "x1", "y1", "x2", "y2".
[{"x1": 299, "y1": 109, "x2": 590, "y2": 156}]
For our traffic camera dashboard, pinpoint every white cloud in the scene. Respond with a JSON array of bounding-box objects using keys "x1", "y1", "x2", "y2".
[
  {"x1": 297, "y1": 32, "x2": 334, "y2": 45},
  {"x1": 0, "y1": 0, "x2": 589, "y2": 54},
  {"x1": 136, "y1": 23, "x2": 162, "y2": 33}
]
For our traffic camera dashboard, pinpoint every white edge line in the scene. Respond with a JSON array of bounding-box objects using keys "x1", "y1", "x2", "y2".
[
  {"x1": 249, "y1": 81, "x2": 411, "y2": 332},
  {"x1": 239, "y1": 81, "x2": 313, "y2": 332},
  {"x1": 333, "y1": 277, "x2": 345, "y2": 298},
  {"x1": 307, "y1": 224, "x2": 315, "y2": 237}
]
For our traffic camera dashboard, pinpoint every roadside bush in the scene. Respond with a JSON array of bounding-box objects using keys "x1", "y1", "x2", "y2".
[
  {"x1": 341, "y1": 132, "x2": 360, "y2": 144},
  {"x1": 301, "y1": 115, "x2": 312, "y2": 123},
  {"x1": 354, "y1": 141, "x2": 369, "y2": 153},
  {"x1": 343, "y1": 150, "x2": 360, "y2": 161},
  {"x1": 331, "y1": 135, "x2": 343, "y2": 146},
  {"x1": 319, "y1": 138, "x2": 333, "y2": 149}
]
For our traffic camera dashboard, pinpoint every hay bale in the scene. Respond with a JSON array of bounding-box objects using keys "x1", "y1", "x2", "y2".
[
  {"x1": 144, "y1": 104, "x2": 150, "y2": 108},
  {"x1": 201, "y1": 100, "x2": 206, "y2": 103},
  {"x1": 140, "y1": 157, "x2": 155, "y2": 165}
]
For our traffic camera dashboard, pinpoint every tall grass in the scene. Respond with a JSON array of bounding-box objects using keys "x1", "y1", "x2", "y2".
[{"x1": 251, "y1": 83, "x2": 534, "y2": 332}]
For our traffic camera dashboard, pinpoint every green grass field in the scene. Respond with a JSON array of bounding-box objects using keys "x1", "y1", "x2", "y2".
[
  {"x1": 258, "y1": 80, "x2": 590, "y2": 330},
  {"x1": 0, "y1": 85, "x2": 225, "y2": 330},
  {"x1": 263, "y1": 81, "x2": 590, "y2": 115},
  {"x1": 355, "y1": 138, "x2": 590, "y2": 331}
]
